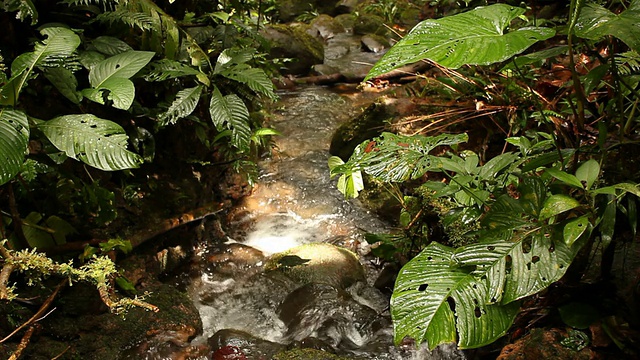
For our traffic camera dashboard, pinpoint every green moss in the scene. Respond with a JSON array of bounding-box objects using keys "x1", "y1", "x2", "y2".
[{"x1": 272, "y1": 348, "x2": 357, "y2": 360}]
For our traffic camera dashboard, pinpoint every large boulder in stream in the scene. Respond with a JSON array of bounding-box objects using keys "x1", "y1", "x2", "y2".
[
  {"x1": 262, "y1": 24, "x2": 325, "y2": 76},
  {"x1": 265, "y1": 243, "x2": 366, "y2": 289}
]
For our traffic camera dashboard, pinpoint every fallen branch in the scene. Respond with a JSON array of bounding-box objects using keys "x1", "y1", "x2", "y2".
[
  {"x1": 7, "y1": 324, "x2": 36, "y2": 360},
  {"x1": 1, "y1": 280, "x2": 64, "y2": 343}
]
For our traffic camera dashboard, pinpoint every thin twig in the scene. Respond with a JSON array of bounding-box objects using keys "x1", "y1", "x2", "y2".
[{"x1": 0, "y1": 280, "x2": 65, "y2": 343}]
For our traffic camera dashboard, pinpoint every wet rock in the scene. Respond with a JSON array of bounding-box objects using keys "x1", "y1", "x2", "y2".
[
  {"x1": 312, "y1": 64, "x2": 341, "y2": 76},
  {"x1": 334, "y1": 14, "x2": 356, "y2": 33},
  {"x1": 353, "y1": 14, "x2": 386, "y2": 36},
  {"x1": 156, "y1": 245, "x2": 189, "y2": 274},
  {"x1": 310, "y1": 14, "x2": 346, "y2": 40},
  {"x1": 360, "y1": 34, "x2": 389, "y2": 53},
  {"x1": 206, "y1": 242, "x2": 265, "y2": 275},
  {"x1": 498, "y1": 328, "x2": 596, "y2": 360},
  {"x1": 278, "y1": 283, "x2": 382, "y2": 347},
  {"x1": 261, "y1": 24, "x2": 325, "y2": 76},
  {"x1": 329, "y1": 97, "x2": 416, "y2": 161},
  {"x1": 208, "y1": 329, "x2": 286, "y2": 360},
  {"x1": 374, "y1": 262, "x2": 400, "y2": 294},
  {"x1": 265, "y1": 243, "x2": 366, "y2": 289}
]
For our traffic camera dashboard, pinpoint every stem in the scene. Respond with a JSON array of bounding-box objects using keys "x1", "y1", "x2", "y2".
[{"x1": 7, "y1": 183, "x2": 28, "y2": 250}]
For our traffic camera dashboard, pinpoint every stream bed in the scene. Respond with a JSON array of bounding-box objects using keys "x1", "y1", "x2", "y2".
[{"x1": 185, "y1": 86, "x2": 466, "y2": 360}]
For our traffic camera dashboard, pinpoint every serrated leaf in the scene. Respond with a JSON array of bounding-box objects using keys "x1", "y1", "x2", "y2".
[
  {"x1": 574, "y1": 0, "x2": 640, "y2": 52},
  {"x1": 159, "y1": 85, "x2": 203, "y2": 125},
  {"x1": 365, "y1": 4, "x2": 555, "y2": 79},
  {"x1": 38, "y1": 114, "x2": 143, "y2": 171},
  {"x1": 539, "y1": 194, "x2": 581, "y2": 220},
  {"x1": 545, "y1": 168, "x2": 584, "y2": 189},
  {"x1": 220, "y1": 66, "x2": 278, "y2": 100},
  {"x1": 209, "y1": 87, "x2": 251, "y2": 151},
  {"x1": 43, "y1": 67, "x2": 81, "y2": 104},
  {"x1": 392, "y1": 242, "x2": 520, "y2": 349},
  {"x1": 575, "y1": 159, "x2": 600, "y2": 190},
  {"x1": 0, "y1": 109, "x2": 29, "y2": 186},
  {"x1": 563, "y1": 216, "x2": 591, "y2": 246},
  {"x1": 89, "y1": 50, "x2": 155, "y2": 88}
]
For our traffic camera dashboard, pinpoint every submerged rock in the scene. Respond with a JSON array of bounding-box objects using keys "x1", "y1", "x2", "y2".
[
  {"x1": 209, "y1": 329, "x2": 286, "y2": 360},
  {"x1": 265, "y1": 243, "x2": 366, "y2": 289}
]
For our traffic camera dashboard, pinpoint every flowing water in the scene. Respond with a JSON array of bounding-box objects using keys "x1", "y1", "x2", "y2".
[{"x1": 187, "y1": 86, "x2": 466, "y2": 359}]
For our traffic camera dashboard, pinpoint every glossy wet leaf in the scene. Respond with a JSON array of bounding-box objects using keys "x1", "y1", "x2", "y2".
[
  {"x1": 539, "y1": 194, "x2": 581, "y2": 220},
  {"x1": 575, "y1": 159, "x2": 600, "y2": 190},
  {"x1": 365, "y1": 4, "x2": 555, "y2": 79},
  {"x1": 0, "y1": 109, "x2": 29, "y2": 186},
  {"x1": 574, "y1": 0, "x2": 640, "y2": 52},
  {"x1": 392, "y1": 242, "x2": 520, "y2": 349},
  {"x1": 563, "y1": 216, "x2": 591, "y2": 246},
  {"x1": 39, "y1": 114, "x2": 143, "y2": 171}
]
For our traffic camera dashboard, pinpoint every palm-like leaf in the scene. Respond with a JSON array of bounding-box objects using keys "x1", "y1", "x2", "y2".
[
  {"x1": 159, "y1": 85, "x2": 203, "y2": 125},
  {"x1": 209, "y1": 87, "x2": 251, "y2": 151},
  {"x1": 38, "y1": 114, "x2": 143, "y2": 171},
  {"x1": 0, "y1": 109, "x2": 29, "y2": 186},
  {"x1": 365, "y1": 4, "x2": 555, "y2": 79}
]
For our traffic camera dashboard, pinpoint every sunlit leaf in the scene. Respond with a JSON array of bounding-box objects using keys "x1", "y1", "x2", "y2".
[
  {"x1": 574, "y1": 0, "x2": 640, "y2": 52},
  {"x1": 366, "y1": 4, "x2": 555, "y2": 79},
  {"x1": 39, "y1": 114, "x2": 143, "y2": 171},
  {"x1": 539, "y1": 194, "x2": 580, "y2": 220},
  {"x1": 563, "y1": 216, "x2": 591, "y2": 246}
]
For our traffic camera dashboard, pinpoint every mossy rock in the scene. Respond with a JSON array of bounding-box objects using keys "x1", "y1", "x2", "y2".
[
  {"x1": 265, "y1": 243, "x2": 365, "y2": 289},
  {"x1": 275, "y1": 0, "x2": 341, "y2": 23},
  {"x1": 353, "y1": 13, "x2": 386, "y2": 35},
  {"x1": 273, "y1": 348, "x2": 357, "y2": 360},
  {"x1": 310, "y1": 14, "x2": 346, "y2": 39},
  {"x1": 262, "y1": 24, "x2": 325, "y2": 76}
]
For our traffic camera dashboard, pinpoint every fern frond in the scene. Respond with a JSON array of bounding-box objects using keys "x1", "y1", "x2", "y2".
[
  {"x1": 615, "y1": 51, "x2": 640, "y2": 76},
  {"x1": 61, "y1": 0, "x2": 116, "y2": 10},
  {"x1": 209, "y1": 86, "x2": 251, "y2": 151},
  {"x1": 159, "y1": 85, "x2": 203, "y2": 125},
  {"x1": 94, "y1": 9, "x2": 154, "y2": 30},
  {"x1": 219, "y1": 65, "x2": 277, "y2": 100}
]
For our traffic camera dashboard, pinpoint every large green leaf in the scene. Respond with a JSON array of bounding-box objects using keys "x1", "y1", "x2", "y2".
[
  {"x1": 0, "y1": 109, "x2": 29, "y2": 186},
  {"x1": 38, "y1": 114, "x2": 143, "y2": 171},
  {"x1": 365, "y1": 4, "x2": 555, "y2": 79},
  {"x1": 209, "y1": 87, "x2": 251, "y2": 151},
  {"x1": 43, "y1": 67, "x2": 82, "y2": 104},
  {"x1": 574, "y1": 0, "x2": 640, "y2": 52},
  {"x1": 83, "y1": 50, "x2": 154, "y2": 109},
  {"x1": 0, "y1": 27, "x2": 80, "y2": 106},
  {"x1": 392, "y1": 242, "x2": 520, "y2": 349},
  {"x1": 219, "y1": 66, "x2": 278, "y2": 100}
]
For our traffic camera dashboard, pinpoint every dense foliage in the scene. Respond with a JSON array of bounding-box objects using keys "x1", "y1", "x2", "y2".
[{"x1": 331, "y1": 0, "x2": 640, "y2": 350}]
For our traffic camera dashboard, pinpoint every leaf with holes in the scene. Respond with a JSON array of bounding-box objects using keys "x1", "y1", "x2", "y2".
[
  {"x1": 38, "y1": 114, "x2": 143, "y2": 171},
  {"x1": 365, "y1": 4, "x2": 555, "y2": 79},
  {"x1": 392, "y1": 242, "x2": 520, "y2": 349},
  {"x1": 209, "y1": 87, "x2": 251, "y2": 151},
  {"x1": 0, "y1": 109, "x2": 29, "y2": 186},
  {"x1": 539, "y1": 194, "x2": 580, "y2": 220},
  {"x1": 574, "y1": 0, "x2": 640, "y2": 52},
  {"x1": 563, "y1": 216, "x2": 591, "y2": 246},
  {"x1": 575, "y1": 159, "x2": 600, "y2": 191}
]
